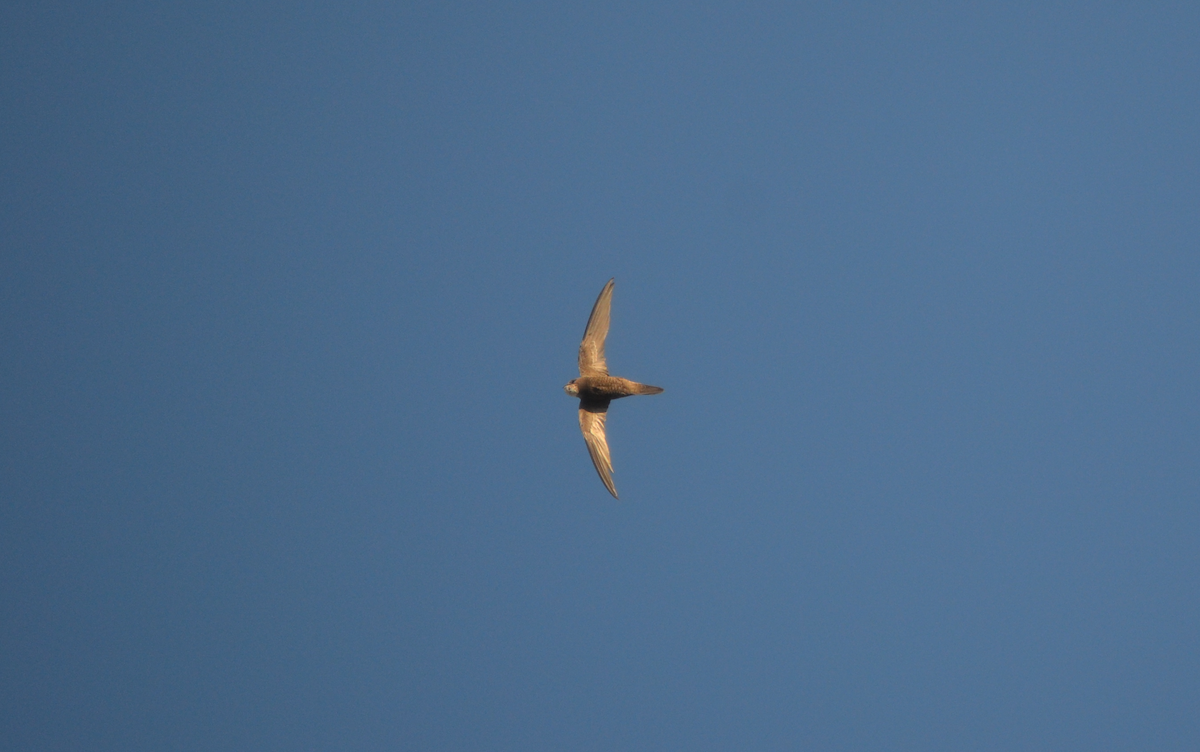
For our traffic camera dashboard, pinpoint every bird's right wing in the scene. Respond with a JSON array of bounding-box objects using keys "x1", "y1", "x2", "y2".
[
  {"x1": 578, "y1": 278, "x2": 614, "y2": 377},
  {"x1": 579, "y1": 400, "x2": 617, "y2": 498}
]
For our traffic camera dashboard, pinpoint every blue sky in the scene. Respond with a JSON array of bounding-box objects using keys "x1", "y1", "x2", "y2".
[{"x1": 3, "y1": 2, "x2": 1199, "y2": 750}]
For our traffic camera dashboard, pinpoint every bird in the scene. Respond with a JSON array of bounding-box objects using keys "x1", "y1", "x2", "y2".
[{"x1": 564, "y1": 278, "x2": 663, "y2": 498}]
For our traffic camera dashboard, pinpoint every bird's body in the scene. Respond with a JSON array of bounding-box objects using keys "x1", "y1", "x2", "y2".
[
  {"x1": 566, "y1": 375, "x2": 664, "y2": 401},
  {"x1": 564, "y1": 279, "x2": 663, "y2": 498}
]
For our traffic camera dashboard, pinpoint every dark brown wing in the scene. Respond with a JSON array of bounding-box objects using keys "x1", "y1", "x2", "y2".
[
  {"x1": 578, "y1": 278, "x2": 614, "y2": 377},
  {"x1": 578, "y1": 399, "x2": 617, "y2": 498}
]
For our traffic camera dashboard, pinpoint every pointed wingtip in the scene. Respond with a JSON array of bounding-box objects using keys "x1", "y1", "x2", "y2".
[{"x1": 602, "y1": 475, "x2": 619, "y2": 499}]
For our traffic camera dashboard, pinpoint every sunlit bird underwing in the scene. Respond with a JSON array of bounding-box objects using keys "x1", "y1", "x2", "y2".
[{"x1": 563, "y1": 278, "x2": 663, "y2": 499}]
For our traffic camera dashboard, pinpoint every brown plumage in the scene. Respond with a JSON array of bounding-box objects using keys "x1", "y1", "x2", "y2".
[{"x1": 564, "y1": 278, "x2": 663, "y2": 498}]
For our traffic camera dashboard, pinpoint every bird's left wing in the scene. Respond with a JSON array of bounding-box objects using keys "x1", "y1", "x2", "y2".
[{"x1": 578, "y1": 278, "x2": 613, "y2": 377}]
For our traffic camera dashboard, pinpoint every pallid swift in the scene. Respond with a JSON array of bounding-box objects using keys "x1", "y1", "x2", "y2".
[{"x1": 564, "y1": 279, "x2": 663, "y2": 498}]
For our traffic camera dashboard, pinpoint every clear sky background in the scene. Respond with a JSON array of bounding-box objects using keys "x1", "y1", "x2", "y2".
[{"x1": 3, "y1": 2, "x2": 1198, "y2": 750}]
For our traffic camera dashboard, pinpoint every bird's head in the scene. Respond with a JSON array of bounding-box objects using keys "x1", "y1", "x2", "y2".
[{"x1": 563, "y1": 380, "x2": 580, "y2": 397}]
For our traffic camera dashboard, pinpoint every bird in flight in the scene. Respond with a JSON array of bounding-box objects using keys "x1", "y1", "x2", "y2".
[{"x1": 564, "y1": 278, "x2": 663, "y2": 498}]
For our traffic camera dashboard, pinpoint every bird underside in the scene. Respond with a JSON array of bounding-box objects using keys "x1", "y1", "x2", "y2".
[
  {"x1": 568, "y1": 278, "x2": 664, "y2": 499},
  {"x1": 573, "y1": 375, "x2": 665, "y2": 400}
]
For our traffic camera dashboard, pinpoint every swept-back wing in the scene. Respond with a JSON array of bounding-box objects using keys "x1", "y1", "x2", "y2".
[
  {"x1": 578, "y1": 278, "x2": 614, "y2": 377},
  {"x1": 578, "y1": 400, "x2": 617, "y2": 498}
]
